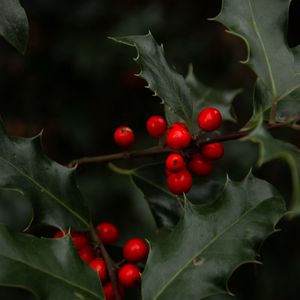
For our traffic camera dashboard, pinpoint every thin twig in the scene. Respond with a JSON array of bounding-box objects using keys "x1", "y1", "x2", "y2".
[
  {"x1": 68, "y1": 122, "x2": 289, "y2": 168},
  {"x1": 89, "y1": 227, "x2": 121, "y2": 300}
]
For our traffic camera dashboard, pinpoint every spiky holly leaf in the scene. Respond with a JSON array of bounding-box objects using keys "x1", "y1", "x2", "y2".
[
  {"x1": 245, "y1": 122, "x2": 300, "y2": 214},
  {"x1": 0, "y1": 0, "x2": 28, "y2": 54},
  {"x1": 214, "y1": 0, "x2": 300, "y2": 124},
  {"x1": 110, "y1": 32, "x2": 194, "y2": 131},
  {"x1": 142, "y1": 174, "x2": 285, "y2": 300},
  {"x1": 0, "y1": 225, "x2": 103, "y2": 299},
  {"x1": 108, "y1": 163, "x2": 183, "y2": 229},
  {"x1": 165, "y1": 66, "x2": 240, "y2": 130},
  {"x1": 0, "y1": 188, "x2": 32, "y2": 231},
  {"x1": 0, "y1": 121, "x2": 90, "y2": 231}
]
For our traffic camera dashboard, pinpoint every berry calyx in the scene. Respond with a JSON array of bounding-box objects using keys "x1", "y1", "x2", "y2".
[
  {"x1": 202, "y1": 142, "x2": 224, "y2": 160},
  {"x1": 89, "y1": 258, "x2": 107, "y2": 282},
  {"x1": 79, "y1": 245, "x2": 95, "y2": 263},
  {"x1": 197, "y1": 107, "x2": 222, "y2": 132},
  {"x1": 114, "y1": 126, "x2": 135, "y2": 148},
  {"x1": 167, "y1": 169, "x2": 193, "y2": 194},
  {"x1": 188, "y1": 153, "x2": 213, "y2": 176},
  {"x1": 118, "y1": 264, "x2": 141, "y2": 288},
  {"x1": 103, "y1": 282, "x2": 125, "y2": 300},
  {"x1": 166, "y1": 126, "x2": 191, "y2": 150},
  {"x1": 123, "y1": 238, "x2": 149, "y2": 262},
  {"x1": 165, "y1": 153, "x2": 185, "y2": 173},
  {"x1": 70, "y1": 231, "x2": 88, "y2": 250},
  {"x1": 96, "y1": 222, "x2": 119, "y2": 245},
  {"x1": 146, "y1": 115, "x2": 167, "y2": 138}
]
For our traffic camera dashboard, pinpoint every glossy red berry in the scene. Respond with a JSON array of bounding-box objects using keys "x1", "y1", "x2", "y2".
[
  {"x1": 123, "y1": 238, "x2": 149, "y2": 262},
  {"x1": 89, "y1": 258, "x2": 107, "y2": 282},
  {"x1": 171, "y1": 122, "x2": 187, "y2": 129},
  {"x1": 118, "y1": 264, "x2": 141, "y2": 288},
  {"x1": 167, "y1": 169, "x2": 193, "y2": 194},
  {"x1": 103, "y1": 282, "x2": 125, "y2": 300},
  {"x1": 197, "y1": 107, "x2": 222, "y2": 131},
  {"x1": 70, "y1": 231, "x2": 88, "y2": 250},
  {"x1": 79, "y1": 244, "x2": 95, "y2": 263},
  {"x1": 166, "y1": 127, "x2": 191, "y2": 150},
  {"x1": 188, "y1": 153, "x2": 213, "y2": 176},
  {"x1": 146, "y1": 115, "x2": 167, "y2": 138},
  {"x1": 96, "y1": 222, "x2": 119, "y2": 245},
  {"x1": 114, "y1": 126, "x2": 135, "y2": 148},
  {"x1": 202, "y1": 142, "x2": 224, "y2": 160},
  {"x1": 165, "y1": 153, "x2": 185, "y2": 173}
]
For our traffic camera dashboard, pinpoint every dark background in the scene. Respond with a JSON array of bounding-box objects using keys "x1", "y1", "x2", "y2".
[{"x1": 0, "y1": 0, "x2": 300, "y2": 299}]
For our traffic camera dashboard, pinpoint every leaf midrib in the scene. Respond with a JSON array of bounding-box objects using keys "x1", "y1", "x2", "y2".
[
  {"x1": 1, "y1": 252, "x2": 103, "y2": 299},
  {"x1": 153, "y1": 197, "x2": 270, "y2": 299},
  {"x1": 247, "y1": 0, "x2": 277, "y2": 98},
  {"x1": 0, "y1": 156, "x2": 89, "y2": 228}
]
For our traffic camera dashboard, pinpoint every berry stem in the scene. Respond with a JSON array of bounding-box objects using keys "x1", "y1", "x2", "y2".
[
  {"x1": 68, "y1": 122, "x2": 289, "y2": 168},
  {"x1": 89, "y1": 226, "x2": 121, "y2": 300}
]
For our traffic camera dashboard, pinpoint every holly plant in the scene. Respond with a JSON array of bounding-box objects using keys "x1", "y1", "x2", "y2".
[{"x1": 0, "y1": 0, "x2": 299, "y2": 299}]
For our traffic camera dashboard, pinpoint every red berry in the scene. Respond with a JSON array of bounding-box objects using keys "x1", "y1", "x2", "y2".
[
  {"x1": 165, "y1": 153, "x2": 185, "y2": 173},
  {"x1": 188, "y1": 153, "x2": 213, "y2": 176},
  {"x1": 103, "y1": 282, "x2": 125, "y2": 300},
  {"x1": 89, "y1": 258, "x2": 107, "y2": 282},
  {"x1": 54, "y1": 231, "x2": 65, "y2": 238},
  {"x1": 165, "y1": 168, "x2": 173, "y2": 177},
  {"x1": 114, "y1": 126, "x2": 135, "y2": 148},
  {"x1": 123, "y1": 238, "x2": 149, "y2": 262},
  {"x1": 202, "y1": 142, "x2": 224, "y2": 160},
  {"x1": 166, "y1": 127, "x2": 191, "y2": 150},
  {"x1": 96, "y1": 222, "x2": 119, "y2": 245},
  {"x1": 70, "y1": 231, "x2": 88, "y2": 250},
  {"x1": 79, "y1": 245, "x2": 95, "y2": 263},
  {"x1": 171, "y1": 122, "x2": 187, "y2": 129},
  {"x1": 197, "y1": 107, "x2": 222, "y2": 131},
  {"x1": 146, "y1": 115, "x2": 167, "y2": 138},
  {"x1": 118, "y1": 264, "x2": 141, "y2": 288},
  {"x1": 167, "y1": 169, "x2": 193, "y2": 194}
]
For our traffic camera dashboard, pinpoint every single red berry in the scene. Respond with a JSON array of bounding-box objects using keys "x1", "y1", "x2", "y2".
[
  {"x1": 166, "y1": 127, "x2": 191, "y2": 150},
  {"x1": 70, "y1": 231, "x2": 88, "y2": 250},
  {"x1": 197, "y1": 107, "x2": 222, "y2": 131},
  {"x1": 171, "y1": 122, "x2": 187, "y2": 129},
  {"x1": 114, "y1": 126, "x2": 135, "y2": 148},
  {"x1": 167, "y1": 169, "x2": 193, "y2": 195},
  {"x1": 96, "y1": 222, "x2": 119, "y2": 245},
  {"x1": 188, "y1": 153, "x2": 213, "y2": 176},
  {"x1": 165, "y1": 153, "x2": 186, "y2": 173},
  {"x1": 54, "y1": 231, "x2": 65, "y2": 238},
  {"x1": 123, "y1": 238, "x2": 149, "y2": 262},
  {"x1": 79, "y1": 244, "x2": 95, "y2": 263},
  {"x1": 89, "y1": 258, "x2": 107, "y2": 282},
  {"x1": 118, "y1": 264, "x2": 141, "y2": 288},
  {"x1": 103, "y1": 282, "x2": 125, "y2": 300},
  {"x1": 146, "y1": 115, "x2": 167, "y2": 138},
  {"x1": 202, "y1": 142, "x2": 224, "y2": 160}
]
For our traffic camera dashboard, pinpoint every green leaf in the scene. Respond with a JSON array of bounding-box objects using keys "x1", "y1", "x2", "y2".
[
  {"x1": 0, "y1": 122, "x2": 90, "y2": 231},
  {"x1": 0, "y1": 188, "x2": 32, "y2": 231},
  {"x1": 214, "y1": 0, "x2": 300, "y2": 123},
  {"x1": 0, "y1": 225, "x2": 103, "y2": 300},
  {"x1": 185, "y1": 65, "x2": 241, "y2": 126},
  {"x1": 142, "y1": 173, "x2": 285, "y2": 300},
  {"x1": 110, "y1": 32, "x2": 194, "y2": 130},
  {"x1": 0, "y1": 0, "x2": 29, "y2": 54},
  {"x1": 109, "y1": 163, "x2": 183, "y2": 229},
  {"x1": 245, "y1": 123, "x2": 300, "y2": 214}
]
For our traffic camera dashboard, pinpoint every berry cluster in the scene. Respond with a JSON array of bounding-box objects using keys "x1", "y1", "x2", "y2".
[
  {"x1": 113, "y1": 107, "x2": 224, "y2": 195},
  {"x1": 54, "y1": 222, "x2": 149, "y2": 300}
]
